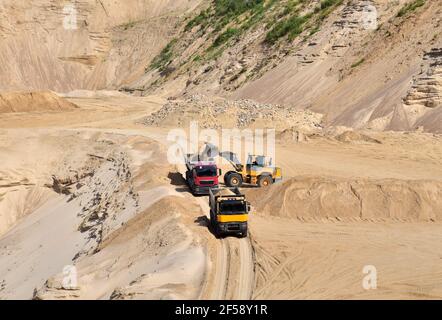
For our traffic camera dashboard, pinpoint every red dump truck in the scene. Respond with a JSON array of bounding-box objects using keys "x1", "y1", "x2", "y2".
[{"x1": 185, "y1": 155, "x2": 221, "y2": 195}]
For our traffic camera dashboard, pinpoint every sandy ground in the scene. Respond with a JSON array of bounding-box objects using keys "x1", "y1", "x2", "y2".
[
  {"x1": 250, "y1": 216, "x2": 442, "y2": 299},
  {"x1": 0, "y1": 91, "x2": 441, "y2": 299}
]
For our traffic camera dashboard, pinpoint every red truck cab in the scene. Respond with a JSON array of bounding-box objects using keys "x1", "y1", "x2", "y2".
[{"x1": 185, "y1": 161, "x2": 221, "y2": 195}]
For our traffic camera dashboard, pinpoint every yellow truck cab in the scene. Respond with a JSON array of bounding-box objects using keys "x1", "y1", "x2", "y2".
[{"x1": 209, "y1": 188, "x2": 250, "y2": 238}]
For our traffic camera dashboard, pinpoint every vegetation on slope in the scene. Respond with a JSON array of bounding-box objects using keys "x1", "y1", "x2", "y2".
[
  {"x1": 397, "y1": 0, "x2": 426, "y2": 17},
  {"x1": 186, "y1": 0, "x2": 267, "y2": 33},
  {"x1": 351, "y1": 58, "x2": 365, "y2": 69},
  {"x1": 148, "y1": 39, "x2": 177, "y2": 72},
  {"x1": 265, "y1": 14, "x2": 311, "y2": 44},
  {"x1": 148, "y1": 0, "x2": 345, "y2": 80},
  {"x1": 264, "y1": 0, "x2": 343, "y2": 44}
]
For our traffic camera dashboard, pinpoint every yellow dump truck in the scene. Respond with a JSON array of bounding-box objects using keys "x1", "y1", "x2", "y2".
[{"x1": 209, "y1": 188, "x2": 250, "y2": 238}]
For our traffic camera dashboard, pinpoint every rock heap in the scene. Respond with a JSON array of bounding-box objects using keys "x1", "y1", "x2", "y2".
[{"x1": 140, "y1": 94, "x2": 324, "y2": 130}]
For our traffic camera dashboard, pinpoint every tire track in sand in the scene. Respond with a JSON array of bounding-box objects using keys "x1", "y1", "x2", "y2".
[
  {"x1": 236, "y1": 237, "x2": 254, "y2": 299},
  {"x1": 210, "y1": 239, "x2": 230, "y2": 300},
  {"x1": 176, "y1": 153, "x2": 254, "y2": 300},
  {"x1": 194, "y1": 194, "x2": 254, "y2": 300}
]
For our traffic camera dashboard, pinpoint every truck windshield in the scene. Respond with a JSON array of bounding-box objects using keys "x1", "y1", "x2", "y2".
[
  {"x1": 195, "y1": 166, "x2": 217, "y2": 177},
  {"x1": 219, "y1": 201, "x2": 246, "y2": 214}
]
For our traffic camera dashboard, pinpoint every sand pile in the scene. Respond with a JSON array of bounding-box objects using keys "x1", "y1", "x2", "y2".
[
  {"x1": 0, "y1": 91, "x2": 77, "y2": 113},
  {"x1": 140, "y1": 94, "x2": 323, "y2": 130},
  {"x1": 246, "y1": 177, "x2": 442, "y2": 222},
  {"x1": 276, "y1": 128, "x2": 314, "y2": 144},
  {"x1": 335, "y1": 131, "x2": 382, "y2": 144}
]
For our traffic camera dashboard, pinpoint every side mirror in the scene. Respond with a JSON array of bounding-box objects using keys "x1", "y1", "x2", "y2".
[
  {"x1": 218, "y1": 169, "x2": 222, "y2": 177},
  {"x1": 247, "y1": 204, "x2": 251, "y2": 213}
]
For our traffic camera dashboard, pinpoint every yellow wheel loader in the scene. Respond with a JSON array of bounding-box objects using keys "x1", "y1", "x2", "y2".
[
  {"x1": 221, "y1": 152, "x2": 282, "y2": 188},
  {"x1": 201, "y1": 143, "x2": 282, "y2": 188}
]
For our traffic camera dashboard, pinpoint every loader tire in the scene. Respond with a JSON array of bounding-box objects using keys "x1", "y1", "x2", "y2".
[
  {"x1": 225, "y1": 172, "x2": 243, "y2": 188},
  {"x1": 223, "y1": 171, "x2": 234, "y2": 185},
  {"x1": 258, "y1": 175, "x2": 273, "y2": 187}
]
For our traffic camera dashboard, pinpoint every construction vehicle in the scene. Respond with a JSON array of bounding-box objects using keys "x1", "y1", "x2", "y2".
[
  {"x1": 209, "y1": 188, "x2": 250, "y2": 238},
  {"x1": 185, "y1": 154, "x2": 221, "y2": 195},
  {"x1": 221, "y1": 152, "x2": 282, "y2": 188}
]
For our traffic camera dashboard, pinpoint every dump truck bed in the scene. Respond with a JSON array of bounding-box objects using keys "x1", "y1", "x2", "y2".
[
  {"x1": 209, "y1": 187, "x2": 245, "y2": 203},
  {"x1": 210, "y1": 187, "x2": 242, "y2": 197},
  {"x1": 216, "y1": 189, "x2": 236, "y2": 196}
]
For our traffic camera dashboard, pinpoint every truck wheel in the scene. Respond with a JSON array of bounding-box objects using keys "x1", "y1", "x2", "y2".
[
  {"x1": 258, "y1": 175, "x2": 273, "y2": 187},
  {"x1": 214, "y1": 228, "x2": 223, "y2": 239},
  {"x1": 225, "y1": 173, "x2": 243, "y2": 188},
  {"x1": 240, "y1": 227, "x2": 248, "y2": 238}
]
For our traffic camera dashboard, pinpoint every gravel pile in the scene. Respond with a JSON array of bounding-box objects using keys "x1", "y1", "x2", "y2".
[{"x1": 141, "y1": 94, "x2": 324, "y2": 130}]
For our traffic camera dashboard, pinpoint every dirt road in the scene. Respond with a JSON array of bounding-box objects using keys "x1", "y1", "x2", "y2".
[
  {"x1": 206, "y1": 229, "x2": 254, "y2": 300},
  {"x1": 179, "y1": 168, "x2": 255, "y2": 300}
]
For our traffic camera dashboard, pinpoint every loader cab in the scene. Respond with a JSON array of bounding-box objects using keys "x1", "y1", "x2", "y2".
[{"x1": 247, "y1": 155, "x2": 273, "y2": 169}]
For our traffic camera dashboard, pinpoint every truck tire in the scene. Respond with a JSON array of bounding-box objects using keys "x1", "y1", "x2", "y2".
[
  {"x1": 258, "y1": 175, "x2": 273, "y2": 187},
  {"x1": 225, "y1": 172, "x2": 243, "y2": 188},
  {"x1": 240, "y1": 226, "x2": 248, "y2": 238},
  {"x1": 214, "y1": 227, "x2": 223, "y2": 239},
  {"x1": 223, "y1": 171, "x2": 234, "y2": 185}
]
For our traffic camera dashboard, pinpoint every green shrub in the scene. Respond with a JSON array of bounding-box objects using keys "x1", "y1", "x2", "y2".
[
  {"x1": 214, "y1": 0, "x2": 264, "y2": 18},
  {"x1": 351, "y1": 58, "x2": 365, "y2": 68},
  {"x1": 314, "y1": 0, "x2": 343, "y2": 20},
  {"x1": 213, "y1": 28, "x2": 241, "y2": 47},
  {"x1": 120, "y1": 21, "x2": 136, "y2": 30},
  {"x1": 397, "y1": 0, "x2": 425, "y2": 17},
  {"x1": 319, "y1": 0, "x2": 342, "y2": 10},
  {"x1": 185, "y1": 10, "x2": 210, "y2": 31},
  {"x1": 149, "y1": 39, "x2": 177, "y2": 72},
  {"x1": 265, "y1": 14, "x2": 311, "y2": 44}
]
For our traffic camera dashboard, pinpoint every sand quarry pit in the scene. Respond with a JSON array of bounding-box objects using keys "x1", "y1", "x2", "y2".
[
  {"x1": 0, "y1": 93, "x2": 442, "y2": 299},
  {"x1": 0, "y1": 0, "x2": 441, "y2": 301}
]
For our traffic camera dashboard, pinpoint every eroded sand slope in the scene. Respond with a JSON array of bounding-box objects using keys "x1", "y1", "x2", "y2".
[{"x1": 0, "y1": 0, "x2": 202, "y2": 91}]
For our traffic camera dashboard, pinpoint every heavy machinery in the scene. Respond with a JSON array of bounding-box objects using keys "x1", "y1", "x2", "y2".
[
  {"x1": 221, "y1": 152, "x2": 282, "y2": 188},
  {"x1": 185, "y1": 154, "x2": 221, "y2": 195},
  {"x1": 209, "y1": 188, "x2": 250, "y2": 238}
]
